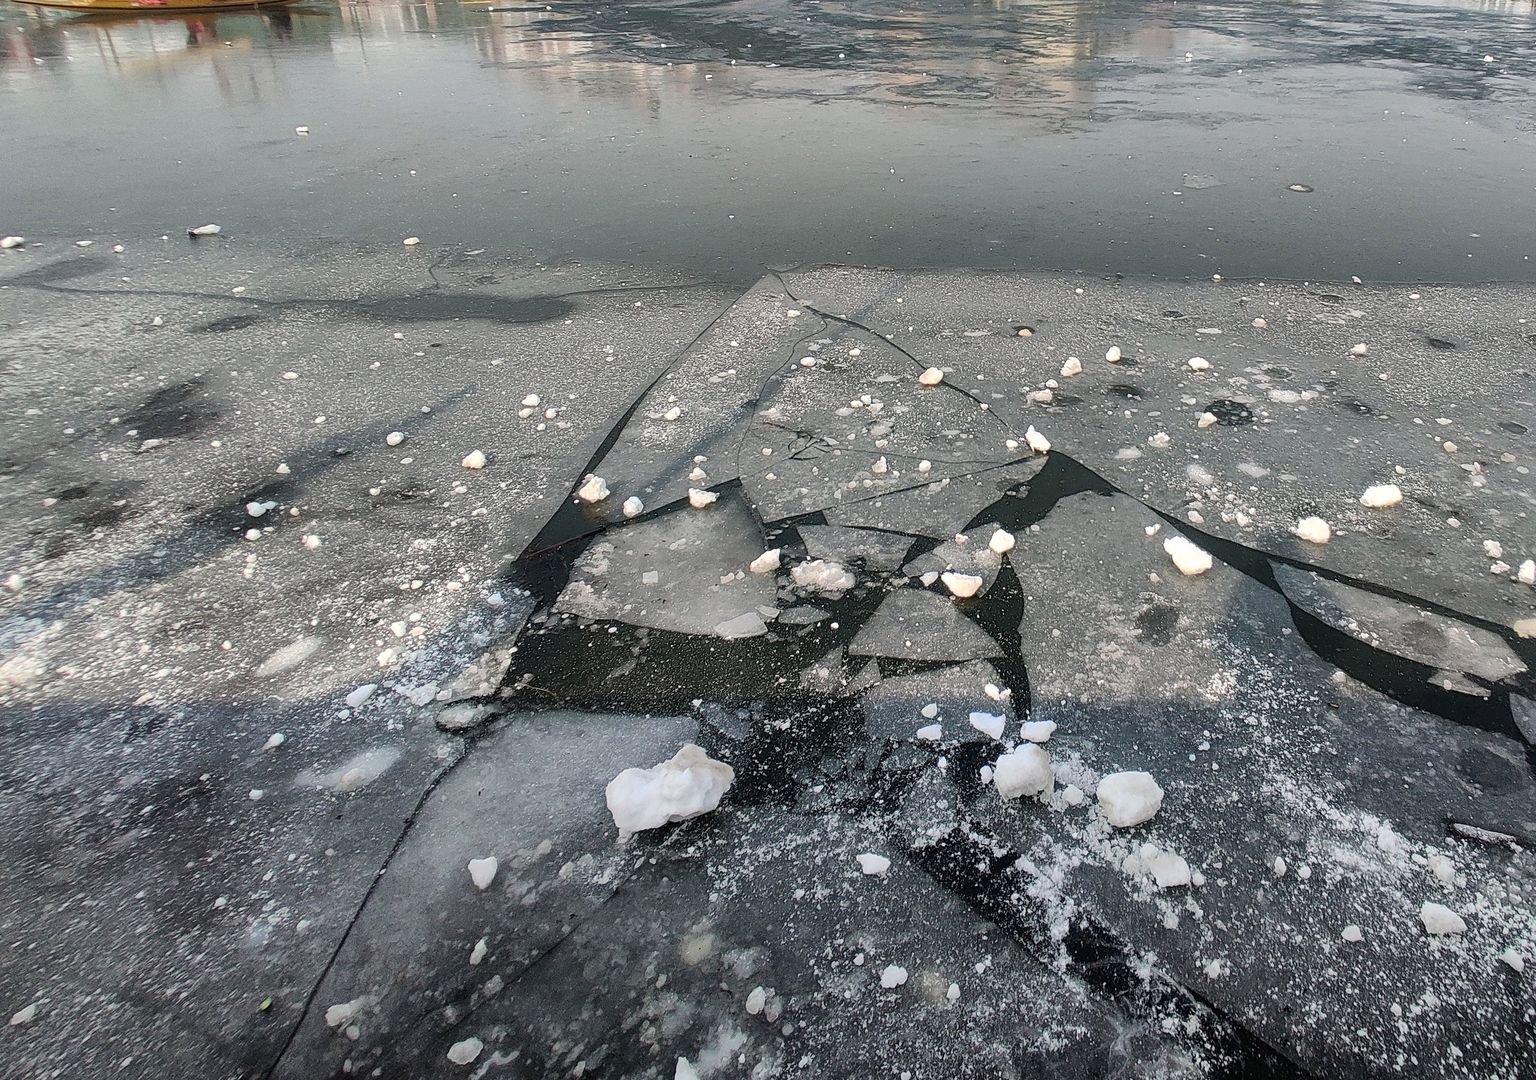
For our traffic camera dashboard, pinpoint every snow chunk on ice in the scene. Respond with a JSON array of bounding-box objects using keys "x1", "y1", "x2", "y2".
[
  {"x1": 792, "y1": 559, "x2": 854, "y2": 593},
  {"x1": 988, "y1": 529, "x2": 1015, "y2": 555},
  {"x1": 968, "y1": 711, "x2": 1006, "y2": 740},
  {"x1": 941, "y1": 571, "x2": 983, "y2": 598},
  {"x1": 749, "y1": 549, "x2": 782, "y2": 574},
  {"x1": 1499, "y1": 948, "x2": 1525, "y2": 972},
  {"x1": 1105, "y1": 346, "x2": 1122, "y2": 363},
  {"x1": 1163, "y1": 535, "x2": 1213, "y2": 576},
  {"x1": 1341, "y1": 925, "x2": 1363, "y2": 942},
  {"x1": 622, "y1": 496, "x2": 644, "y2": 518},
  {"x1": 9, "y1": 1004, "x2": 37, "y2": 1026},
  {"x1": 856, "y1": 853, "x2": 891, "y2": 876},
  {"x1": 447, "y1": 1037, "x2": 483, "y2": 1066},
  {"x1": 461, "y1": 450, "x2": 487, "y2": 470},
  {"x1": 1097, "y1": 771, "x2": 1164, "y2": 827},
  {"x1": 918, "y1": 367, "x2": 944, "y2": 386},
  {"x1": 1020, "y1": 720, "x2": 1056, "y2": 743},
  {"x1": 1060, "y1": 356, "x2": 1082, "y2": 378},
  {"x1": 994, "y1": 744, "x2": 1053, "y2": 799},
  {"x1": 745, "y1": 986, "x2": 767, "y2": 1014},
  {"x1": 880, "y1": 964, "x2": 909, "y2": 988},
  {"x1": 325, "y1": 997, "x2": 367, "y2": 1027},
  {"x1": 1359, "y1": 483, "x2": 1402, "y2": 508},
  {"x1": 1419, "y1": 901, "x2": 1465, "y2": 935},
  {"x1": 916, "y1": 723, "x2": 943, "y2": 741},
  {"x1": 688, "y1": 488, "x2": 719, "y2": 509},
  {"x1": 676, "y1": 1059, "x2": 701, "y2": 1080},
  {"x1": 345, "y1": 683, "x2": 377, "y2": 709},
  {"x1": 1025, "y1": 426, "x2": 1051, "y2": 454},
  {"x1": 1124, "y1": 842, "x2": 1191, "y2": 888},
  {"x1": 713, "y1": 611, "x2": 768, "y2": 640},
  {"x1": 467, "y1": 857, "x2": 498, "y2": 890},
  {"x1": 577, "y1": 475, "x2": 609, "y2": 502},
  {"x1": 606, "y1": 744, "x2": 734, "y2": 834},
  {"x1": 1294, "y1": 516, "x2": 1331, "y2": 544}
]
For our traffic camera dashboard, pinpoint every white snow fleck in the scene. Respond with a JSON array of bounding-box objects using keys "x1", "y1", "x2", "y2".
[
  {"x1": 189, "y1": 224, "x2": 222, "y2": 236},
  {"x1": 324, "y1": 997, "x2": 367, "y2": 1028},
  {"x1": 1162, "y1": 535, "x2": 1213, "y2": 576},
  {"x1": 663, "y1": 406, "x2": 682, "y2": 422},
  {"x1": 1294, "y1": 517, "x2": 1332, "y2": 544},
  {"x1": 1097, "y1": 771, "x2": 1164, "y2": 827},
  {"x1": 461, "y1": 450, "x2": 487, "y2": 470},
  {"x1": 446, "y1": 1037, "x2": 483, "y2": 1066},
  {"x1": 968, "y1": 711, "x2": 1006, "y2": 740},
  {"x1": 687, "y1": 488, "x2": 719, "y2": 509},
  {"x1": 467, "y1": 857, "x2": 499, "y2": 891},
  {"x1": 605, "y1": 744, "x2": 734, "y2": 834},
  {"x1": 0, "y1": 237, "x2": 25, "y2": 250},
  {"x1": 576, "y1": 475, "x2": 609, "y2": 502},
  {"x1": 994, "y1": 744, "x2": 1053, "y2": 800},
  {"x1": 469, "y1": 938, "x2": 488, "y2": 965},
  {"x1": 263, "y1": 733, "x2": 285, "y2": 750},
  {"x1": 1359, "y1": 483, "x2": 1402, "y2": 508},
  {"x1": 1419, "y1": 901, "x2": 1466, "y2": 935},
  {"x1": 880, "y1": 964, "x2": 909, "y2": 988},
  {"x1": 856, "y1": 853, "x2": 891, "y2": 876}
]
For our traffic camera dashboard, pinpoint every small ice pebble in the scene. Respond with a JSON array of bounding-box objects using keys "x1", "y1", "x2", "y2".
[
  {"x1": 988, "y1": 529, "x2": 1015, "y2": 555},
  {"x1": 918, "y1": 367, "x2": 944, "y2": 386},
  {"x1": 856, "y1": 853, "x2": 891, "y2": 876},
  {"x1": 749, "y1": 549, "x2": 781, "y2": 574},
  {"x1": 467, "y1": 857, "x2": 498, "y2": 890},
  {"x1": 1419, "y1": 901, "x2": 1466, "y2": 936},
  {"x1": 1105, "y1": 346, "x2": 1122, "y2": 363},
  {"x1": 1359, "y1": 484, "x2": 1402, "y2": 508},
  {"x1": 688, "y1": 488, "x2": 718, "y2": 509},
  {"x1": 386, "y1": 431, "x2": 405, "y2": 447},
  {"x1": 1163, "y1": 535, "x2": 1213, "y2": 576},
  {"x1": 1060, "y1": 356, "x2": 1082, "y2": 378},
  {"x1": 1025, "y1": 426, "x2": 1051, "y2": 454},
  {"x1": 461, "y1": 450, "x2": 487, "y2": 470},
  {"x1": 622, "y1": 496, "x2": 644, "y2": 518},
  {"x1": 577, "y1": 475, "x2": 610, "y2": 502},
  {"x1": 941, "y1": 571, "x2": 983, "y2": 598},
  {"x1": 880, "y1": 964, "x2": 909, "y2": 988}
]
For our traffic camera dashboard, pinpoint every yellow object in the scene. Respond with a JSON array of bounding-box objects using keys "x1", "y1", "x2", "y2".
[{"x1": 14, "y1": 0, "x2": 296, "y2": 12}]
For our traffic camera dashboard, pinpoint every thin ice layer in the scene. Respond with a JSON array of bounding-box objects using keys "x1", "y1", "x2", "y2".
[{"x1": 849, "y1": 588, "x2": 1002, "y2": 662}]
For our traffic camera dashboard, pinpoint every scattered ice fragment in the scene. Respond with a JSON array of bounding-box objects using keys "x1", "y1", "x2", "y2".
[
  {"x1": 918, "y1": 367, "x2": 944, "y2": 386},
  {"x1": 1294, "y1": 517, "x2": 1332, "y2": 544},
  {"x1": 856, "y1": 853, "x2": 891, "y2": 876},
  {"x1": 1060, "y1": 356, "x2": 1082, "y2": 377},
  {"x1": 263, "y1": 733, "x2": 285, "y2": 750},
  {"x1": 0, "y1": 236, "x2": 25, "y2": 249},
  {"x1": 1349, "y1": 343, "x2": 1369, "y2": 357},
  {"x1": 461, "y1": 450, "x2": 487, "y2": 470},
  {"x1": 1097, "y1": 771, "x2": 1164, "y2": 827},
  {"x1": 941, "y1": 571, "x2": 984, "y2": 598},
  {"x1": 1105, "y1": 346, "x2": 1122, "y2": 363},
  {"x1": 676, "y1": 1059, "x2": 701, "y2": 1080},
  {"x1": 994, "y1": 744, "x2": 1053, "y2": 799},
  {"x1": 1163, "y1": 535, "x2": 1213, "y2": 576},
  {"x1": 920, "y1": 703, "x2": 939, "y2": 719},
  {"x1": 1341, "y1": 925, "x2": 1363, "y2": 943},
  {"x1": 1499, "y1": 948, "x2": 1525, "y2": 972},
  {"x1": 1147, "y1": 431, "x2": 1171, "y2": 449},
  {"x1": 446, "y1": 1037, "x2": 483, "y2": 1066},
  {"x1": 345, "y1": 683, "x2": 377, "y2": 709},
  {"x1": 1520, "y1": 560, "x2": 1535, "y2": 585},
  {"x1": 577, "y1": 475, "x2": 610, "y2": 503},
  {"x1": 988, "y1": 529, "x2": 1015, "y2": 555},
  {"x1": 917, "y1": 459, "x2": 932, "y2": 473},
  {"x1": 469, "y1": 938, "x2": 487, "y2": 965},
  {"x1": 1419, "y1": 901, "x2": 1466, "y2": 935},
  {"x1": 622, "y1": 496, "x2": 645, "y2": 518},
  {"x1": 749, "y1": 549, "x2": 781, "y2": 574},
  {"x1": 745, "y1": 986, "x2": 768, "y2": 1014},
  {"x1": 946, "y1": 982, "x2": 960, "y2": 1003},
  {"x1": 1024, "y1": 426, "x2": 1051, "y2": 454},
  {"x1": 968, "y1": 711, "x2": 1006, "y2": 740},
  {"x1": 10, "y1": 1004, "x2": 37, "y2": 1026},
  {"x1": 1273, "y1": 856, "x2": 1287, "y2": 877},
  {"x1": 1197, "y1": 412, "x2": 1218, "y2": 429},
  {"x1": 1020, "y1": 720, "x2": 1056, "y2": 743},
  {"x1": 916, "y1": 723, "x2": 943, "y2": 741},
  {"x1": 791, "y1": 560, "x2": 854, "y2": 592},
  {"x1": 1252, "y1": 317, "x2": 1268, "y2": 328},
  {"x1": 1060, "y1": 784, "x2": 1085, "y2": 807},
  {"x1": 1483, "y1": 539, "x2": 1503, "y2": 560},
  {"x1": 467, "y1": 857, "x2": 498, "y2": 890},
  {"x1": 386, "y1": 431, "x2": 405, "y2": 447},
  {"x1": 1427, "y1": 853, "x2": 1456, "y2": 885},
  {"x1": 1187, "y1": 357, "x2": 1210, "y2": 371},
  {"x1": 295, "y1": 125, "x2": 310, "y2": 135},
  {"x1": 714, "y1": 611, "x2": 768, "y2": 640},
  {"x1": 402, "y1": 236, "x2": 421, "y2": 246},
  {"x1": 880, "y1": 964, "x2": 909, "y2": 989},
  {"x1": 188, "y1": 224, "x2": 221, "y2": 237},
  {"x1": 1126, "y1": 843, "x2": 1191, "y2": 889},
  {"x1": 687, "y1": 488, "x2": 718, "y2": 509},
  {"x1": 1359, "y1": 483, "x2": 1403, "y2": 508},
  {"x1": 605, "y1": 744, "x2": 734, "y2": 834},
  {"x1": 663, "y1": 406, "x2": 682, "y2": 422},
  {"x1": 324, "y1": 997, "x2": 367, "y2": 1028}
]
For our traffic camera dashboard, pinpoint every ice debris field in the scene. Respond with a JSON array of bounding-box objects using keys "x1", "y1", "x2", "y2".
[{"x1": 0, "y1": 244, "x2": 1533, "y2": 1079}]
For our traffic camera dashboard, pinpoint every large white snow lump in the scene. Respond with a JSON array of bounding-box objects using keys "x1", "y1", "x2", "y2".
[
  {"x1": 1163, "y1": 535, "x2": 1213, "y2": 576},
  {"x1": 606, "y1": 744, "x2": 734, "y2": 834},
  {"x1": 993, "y1": 744, "x2": 1053, "y2": 800},
  {"x1": 1097, "y1": 771, "x2": 1164, "y2": 827}
]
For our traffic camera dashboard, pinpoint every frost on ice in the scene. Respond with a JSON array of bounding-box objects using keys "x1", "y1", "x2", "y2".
[{"x1": 605, "y1": 744, "x2": 734, "y2": 835}]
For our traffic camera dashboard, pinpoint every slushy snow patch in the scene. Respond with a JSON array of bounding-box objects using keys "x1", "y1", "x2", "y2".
[
  {"x1": 1163, "y1": 535, "x2": 1213, "y2": 576},
  {"x1": 1097, "y1": 771, "x2": 1164, "y2": 827},
  {"x1": 461, "y1": 450, "x2": 487, "y2": 470},
  {"x1": 994, "y1": 744, "x2": 1053, "y2": 800},
  {"x1": 1360, "y1": 483, "x2": 1402, "y2": 508},
  {"x1": 447, "y1": 1037, "x2": 483, "y2": 1066},
  {"x1": 791, "y1": 560, "x2": 854, "y2": 592},
  {"x1": 969, "y1": 711, "x2": 1006, "y2": 740},
  {"x1": 1294, "y1": 516, "x2": 1332, "y2": 544},
  {"x1": 856, "y1": 853, "x2": 891, "y2": 876},
  {"x1": 605, "y1": 744, "x2": 734, "y2": 834},
  {"x1": 941, "y1": 571, "x2": 983, "y2": 598},
  {"x1": 880, "y1": 964, "x2": 909, "y2": 988},
  {"x1": 577, "y1": 475, "x2": 609, "y2": 502},
  {"x1": 1419, "y1": 901, "x2": 1466, "y2": 935},
  {"x1": 749, "y1": 549, "x2": 781, "y2": 574},
  {"x1": 467, "y1": 857, "x2": 498, "y2": 890},
  {"x1": 687, "y1": 488, "x2": 718, "y2": 509}
]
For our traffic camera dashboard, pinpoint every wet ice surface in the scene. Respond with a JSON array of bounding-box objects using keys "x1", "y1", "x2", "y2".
[{"x1": 2, "y1": 247, "x2": 1536, "y2": 1079}]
